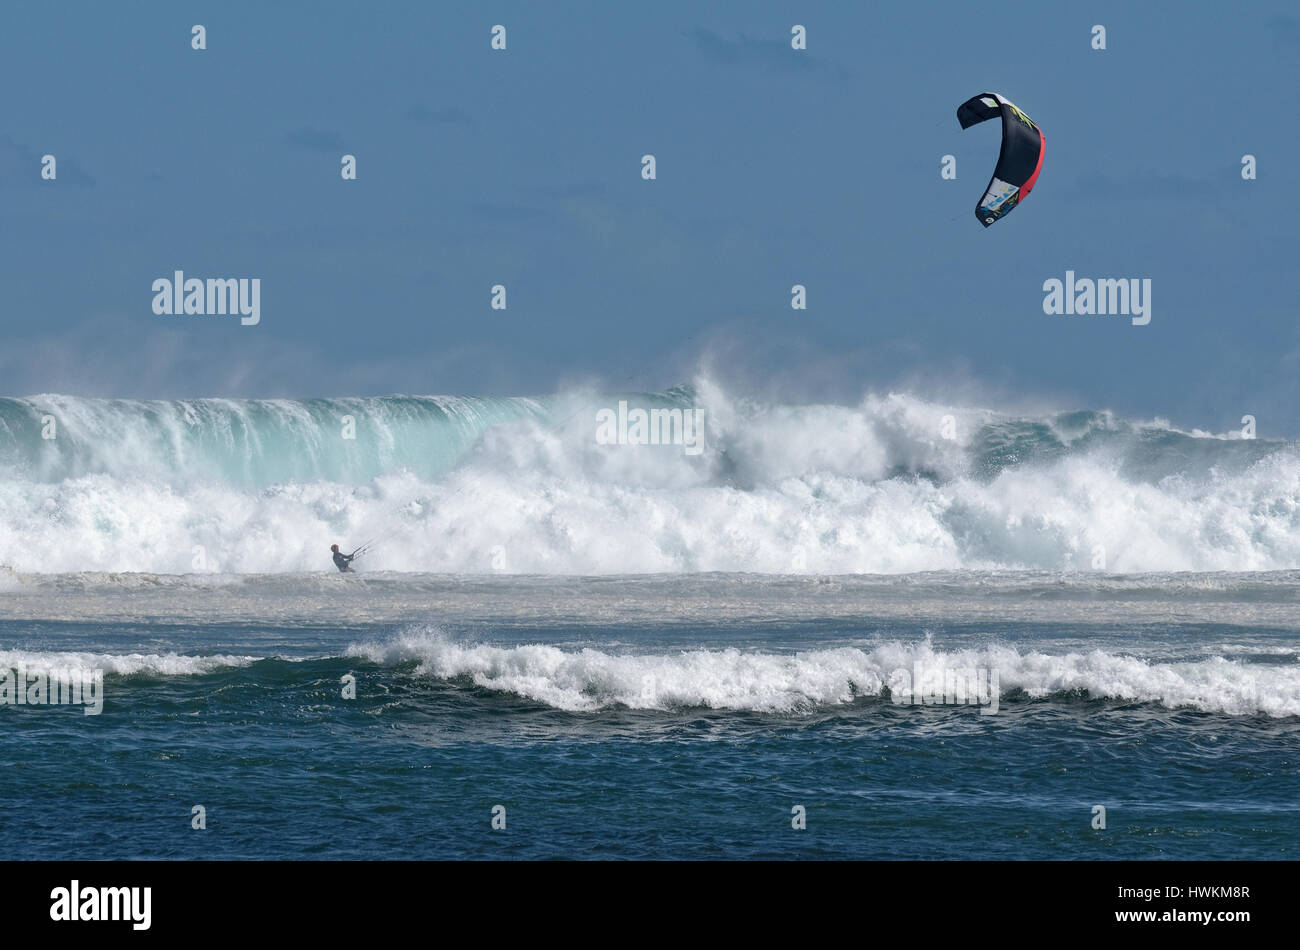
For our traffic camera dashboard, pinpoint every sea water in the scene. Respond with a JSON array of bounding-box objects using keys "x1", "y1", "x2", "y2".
[{"x1": 0, "y1": 389, "x2": 1296, "y2": 859}]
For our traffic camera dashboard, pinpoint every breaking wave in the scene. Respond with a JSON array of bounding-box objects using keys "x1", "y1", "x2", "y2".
[
  {"x1": 348, "y1": 629, "x2": 1299, "y2": 717},
  {"x1": 1, "y1": 382, "x2": 1296, "y2": 573}
]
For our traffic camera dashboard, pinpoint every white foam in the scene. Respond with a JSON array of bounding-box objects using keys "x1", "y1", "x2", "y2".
[
  {"x1": 347, "y1": 630, "x2": 1300, "y2": 717},
  {"x1": 0, "y1": 649, "x2": 257, "y2": 677},
  {"x1": 1, "y1": 385, "x2": 1297, "y2": 574}
]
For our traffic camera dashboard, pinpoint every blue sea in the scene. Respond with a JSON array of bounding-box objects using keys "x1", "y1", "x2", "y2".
[{"x1": 0, "y1": 391, "x2": 1297, "y2": 859}]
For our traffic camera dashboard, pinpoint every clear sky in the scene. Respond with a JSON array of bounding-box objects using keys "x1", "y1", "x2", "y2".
[{"x1": 2, "y1": 1, "x2": 1297, "y2": 432}]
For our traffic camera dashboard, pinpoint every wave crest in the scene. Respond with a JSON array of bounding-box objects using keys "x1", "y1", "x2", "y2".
[
  {"x1": 1, "y1": 384, "x2": 1296, "y2": 573},
  {"x1": 347, "y1": 630, "x2": 1300, "y2": 717}
]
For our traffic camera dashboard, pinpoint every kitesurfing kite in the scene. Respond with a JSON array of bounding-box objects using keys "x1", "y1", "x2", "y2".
[{"x1": 957, "y1": 92, "x2": 1045, "y2": 227}]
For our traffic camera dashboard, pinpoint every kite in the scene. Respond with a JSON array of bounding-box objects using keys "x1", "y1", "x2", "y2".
[{"x1": 957, "y1": 92, "x2": 1045, "y2": 227}]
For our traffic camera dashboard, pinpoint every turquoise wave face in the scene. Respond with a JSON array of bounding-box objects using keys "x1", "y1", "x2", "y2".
[
  {"x1": 0, "y1": 388, "x2": 700, "y2": 487},
  {"x1": 0, "y1": 394, "x2": 553, "y2": 486},
  {"x1": 0, "y1": 390, "x2": 1282, "y2": 488}
]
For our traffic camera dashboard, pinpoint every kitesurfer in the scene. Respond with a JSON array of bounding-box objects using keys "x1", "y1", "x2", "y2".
[{"x1": 331, "y1": 544, "x2": 356, "y2": 573}]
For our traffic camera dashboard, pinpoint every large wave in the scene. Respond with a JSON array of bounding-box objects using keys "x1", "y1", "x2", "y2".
[{"x1": 0, "y1": 382, "x2": 1296, "y2": 574}]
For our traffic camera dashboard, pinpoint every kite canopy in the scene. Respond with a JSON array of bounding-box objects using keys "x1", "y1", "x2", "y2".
[{"x1": 957, "y1": 92, "x2": 1045, "y2": 227}]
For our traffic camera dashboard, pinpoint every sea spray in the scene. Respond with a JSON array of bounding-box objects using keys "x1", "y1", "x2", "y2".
[{"x1": 0, "y1": 387, "x2": 1295, "y2": 574}]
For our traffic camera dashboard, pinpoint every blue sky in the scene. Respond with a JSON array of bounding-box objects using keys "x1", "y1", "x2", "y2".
[{"x1": 2, "y1": 1, "x2": 1297, "y2": 432}]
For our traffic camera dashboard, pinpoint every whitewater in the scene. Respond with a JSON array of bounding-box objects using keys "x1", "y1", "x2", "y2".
[
  {"x1": 1, "y1": 381, "x2": 1296, "y2": 574},
  {"x1": 2, "y1": 568, "x2": 1297, "y2": 720},
  {"x1": 3, "y1": 383, "x2": 1298, "y2": 859}
]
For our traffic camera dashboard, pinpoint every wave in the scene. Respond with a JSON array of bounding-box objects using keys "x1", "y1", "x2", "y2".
[
  {"x1": 349, "y1": 630, "x2": 1298, "y2": 717},
  {"x1": 6, "y1": 632, "x2": 1291, "y2": 717},
  {"x1": 0, "y1": 393, "x2": 552, "y2": 485},
  {"x1": 0, "y1": 649, "x2": 256, "y2": 677},
  {"x1": 1, "y1": 382, "x2": 1297, "y2": 573}
]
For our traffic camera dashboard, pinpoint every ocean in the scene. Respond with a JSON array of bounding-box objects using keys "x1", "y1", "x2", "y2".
[{"x1": 1, "y1": 389, "x2": 1297, "y2": 859}]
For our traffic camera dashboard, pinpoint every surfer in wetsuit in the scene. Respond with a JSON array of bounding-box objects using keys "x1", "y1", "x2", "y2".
[{"x1": 331, "y1": 544, "x2": 355, "y2": 573}]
